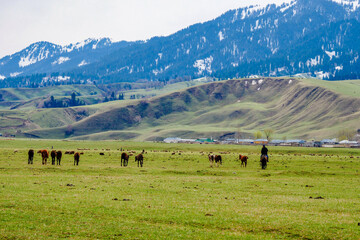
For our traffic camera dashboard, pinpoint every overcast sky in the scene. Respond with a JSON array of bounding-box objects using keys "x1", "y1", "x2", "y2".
[{"x1": 0, "y1": 0, "x2": 290, "y2": 58}]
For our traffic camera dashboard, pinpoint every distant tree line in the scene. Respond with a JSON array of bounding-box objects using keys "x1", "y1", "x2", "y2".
[{"x1": 43, "y1": 92, "x2": 85, "y2": 108}]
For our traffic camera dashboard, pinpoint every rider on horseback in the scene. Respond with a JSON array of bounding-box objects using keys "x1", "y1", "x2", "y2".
[{"x1": 261, "y1": 145, "x2": 269, "y2": 161}]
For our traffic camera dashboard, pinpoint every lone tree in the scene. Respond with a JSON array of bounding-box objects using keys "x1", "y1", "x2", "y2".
[
  {"x1": 263, "y1": 129, "x2": 274, "y2": 141},
  {"x1": 254, "y1": 131, "x2": 263, "y2": 139}
]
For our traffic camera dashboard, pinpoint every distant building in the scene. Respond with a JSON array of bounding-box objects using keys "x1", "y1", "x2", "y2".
[
  {"x1": 238, "y1": 139, "x2": 254, "y2": 145},
  {"x1": 178, "y1": 139, "x2": 196, "y2": 143},
  {"x1": 254, "y1": 139, "x2": 268, "y2": 145},
  {"x1": 195, "y1": 138, "x2": 215, "y2": 144},
  {"x1": 339, "y1": 140, "x2": 358, "y2": 148},
  {"x1": 321, "y1": 139, "x2": 337, "y2": 147},
  {"x1": 270, "y1": 140, "x2": 286, "y2": 146},
  {"x1": 286, "y1": 139, "x2": 306, "y2": 147},
  {"x1": 164, "y1": 137, "x2": 182, "y2": 143}
]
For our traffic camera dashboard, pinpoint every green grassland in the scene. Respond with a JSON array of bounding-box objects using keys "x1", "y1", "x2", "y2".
[{"x1": 0, "y1": 139, "x2": 359, "y2": 239}]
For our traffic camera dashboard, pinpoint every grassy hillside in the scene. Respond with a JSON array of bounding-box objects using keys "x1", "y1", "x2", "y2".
[
  {"x1": 0, "y1": 79, "x2": 212, "y2": 135},
  {"x1": 23, "y1": 78, "x2": 360, "y2": 140}
]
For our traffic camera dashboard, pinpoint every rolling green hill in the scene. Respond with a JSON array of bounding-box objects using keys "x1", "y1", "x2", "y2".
[{"x1": 21, "y1": 78, "x2": 360, "y2": 141}]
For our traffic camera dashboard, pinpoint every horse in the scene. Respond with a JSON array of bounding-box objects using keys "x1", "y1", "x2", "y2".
[
  {"x1": 208, "y1": 154, "x2": 215, "y2": 167},
  {"x1": 74, "y1": 152, "x2": 80, "y2": 166},
  {"x1": 121, "y1": 152, "x2": 129, "y2": 167},
  {"x1": 50, "y1": 150, "x2": 56, "y2": 165},
  {"x1": 28, "y1": 149, "x2": 34, "y2": 164},
  {"x1": 239, "y1": 154, "x2": 248, "y2": 167},
  {"x1": 56, "y1": 151, "x2": 62, "y2": 165},
  {"x1": 260, "y1": 155, "x2": 268, "y2": 169},
  {"x1": 215, "y1": 155, "x2": 222, "y2": 167},
  {"x1": 40, "y1": 150, "x2": 49, "y2": 165},
  {"x1": 135, "y1": 154, "x2": 144, "y2": 167}
]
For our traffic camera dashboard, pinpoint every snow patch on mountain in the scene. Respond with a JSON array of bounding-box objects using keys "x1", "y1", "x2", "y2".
[
  {"x1": 306, "y1": 56, "x2": 322, "y2": 67},
  {"x1": 0, "y1": 75, "x2": 5, "y2": 80},
  {"x1": 325, "y1": 50, "x2": 337, "y2": 60},
  {"x1": 330, "y1": 0, "x2": 360, "y2": 11},
  {"x1": 78, "y1": 60, "x2": 88, "y2": 67},
  {"x1": 280, "y1": 0, "x2": 296, "y2": 12},
  {"x1": 335, "y1": 65, "x2": 344, "y2": 70},
  {"x1": 52, "y1": 57, "x2": 70, "y2": 65},
  {"x1": 18, "y1": 44, "x2": 51, "y2": 67},
  {"x1": 193, "y1": 56, "x2": 213, "y2": 75},
  {"x1": 240, "y1": 5, "x2": 264, "y2": 19},
  {"x1": 218, "y1": 31, "x2": 225, "y2": 41},
  {"x1": 315, "y1": 71, "x2": 330, "y2": 79},
  {"x1": 10, "y1": 72, "x2": 22, "y2": 77},
  {"x1": 62, "y1": 38, "x2": 111, "y2": 53}
]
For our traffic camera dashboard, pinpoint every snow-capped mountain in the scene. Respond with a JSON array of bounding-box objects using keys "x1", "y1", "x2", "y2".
[
  {"x1": 1, "y1": 0, "x2": 360, "y2": 86},
  {"x1": 0, "y1": 38, "x2": 131, "y2": 78}
]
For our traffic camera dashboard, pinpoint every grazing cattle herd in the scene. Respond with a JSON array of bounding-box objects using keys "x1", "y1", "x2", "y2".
[{"x1": 26, "y1": 148, "x2": 261, "y2": 169}]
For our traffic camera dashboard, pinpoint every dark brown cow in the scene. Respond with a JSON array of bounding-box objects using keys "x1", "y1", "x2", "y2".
[
  {"x1": 74, "y1": 152, "x2": 80, "y2": 166},
  {"x1": 239, "y1": 154, "x2": 248, "y2": 167},
  {"x1": 51, "y1": 150, "x2": 56, "y2": 165},
  {"x1": 28, "y1": 149, "x2": 34, "y2": 164},
  {"x1": 214, "y1": 155, "x2": 222, "y2": 167},
  {"x1": 121, "y1": 152, "x2": 129, "y2": 167},
  {"x1": 40, "y1": 150, "x2": 49, "y2": 165},
  {"x1": 135, "y1": 154, "x2": 144, "y2": 167},
  {"x1": 56, "y1": 151, "x2": 62, "y2": 165},
  {"x1": 208, "y1": 154, "x2": 215, "y2": 167}
]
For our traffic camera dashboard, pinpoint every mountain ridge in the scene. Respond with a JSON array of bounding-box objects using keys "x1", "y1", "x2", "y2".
[{"x1": 1, "y1": 0, "x2": 360, "y2": 84}]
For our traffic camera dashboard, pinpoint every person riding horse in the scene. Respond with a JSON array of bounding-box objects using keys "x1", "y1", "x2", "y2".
[
  {"x1": 261, "y1": 145, "x2": 268, "y2": 160},
  {"x1": 260, "y1": 145, "x2": 269, "y2": 169}
]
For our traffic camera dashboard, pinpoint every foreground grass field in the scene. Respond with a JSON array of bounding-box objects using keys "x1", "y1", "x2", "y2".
[{"x1": 0, "y1": 139, "x2": 359, "y2": 239}]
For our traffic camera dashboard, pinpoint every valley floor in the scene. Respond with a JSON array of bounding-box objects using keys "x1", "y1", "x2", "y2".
[{"x1": 0, "y1": 139, "x2": 359, "y2": 239}]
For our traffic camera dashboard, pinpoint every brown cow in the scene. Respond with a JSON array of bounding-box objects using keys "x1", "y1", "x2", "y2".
[
  {"x1": 51, "y1": 150, "x2": 56, "y2": 165},
  {"x1": 28, "y1": 149, "x2": 34, "y2": 164},
  {"x1": 208, "y1": 154, "x2": 215, "y2": 167},
  {"x1": 121, "y1": 152, "x2": 129, "y2": 167},
  {"x1": 135, "y1": 154, "x2": 144, "y2": 167},
  {"x1": 239, "y1": 154, "x2": 248, "y2": 167},
  {"x1": 40, "y1": 150, "x2": 49, "y2": 165},
  {"x1": 214, "y1": 155, "x2": 222, "y2": 167},
  {"x1": 56, "y1": 151, "x2": 62, "y2": 165},
  {"x1": 74, "y1": 152, "x2": 80, "y2": 166}
]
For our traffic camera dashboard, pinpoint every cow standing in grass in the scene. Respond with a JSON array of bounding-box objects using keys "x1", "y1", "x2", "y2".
[
  {"x1": 56, "y1": 151, "x2": 62, "y2": 165},
  {"x1": 121, "y1": 152, "x2": 129, "y2": 167},
  {"x1": 51, "y1": 150, "x2": 56, "y2": 165},
  {"x1": 74, "y1": 152, "x2": 80, "y2": 166},
  {"x1": 39, "y1": 150, "x2": 49, "y2": 165},
  {"x1": 135, "y1": 154, "x2": 144, "y2": 167},
  {"x1": 208, "y1": 154, "x2": 215, "y2": 167},
  {"x1": 215, "y1": 155, "x2": 222, "y2": 167},
  {"x1": 28, "y1": 149, "x2": 34, "y2": 164},
  {"x1": 239, "y1": 154, "x2": 248, "y2": 167}
]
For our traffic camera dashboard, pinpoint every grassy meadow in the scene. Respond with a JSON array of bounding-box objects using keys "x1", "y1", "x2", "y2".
[{"x1": 0, "y1": 139, "x2": 359, "y2": 239}]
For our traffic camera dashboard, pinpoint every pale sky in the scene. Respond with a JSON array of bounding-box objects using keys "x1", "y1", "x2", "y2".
[{"x1": 0, "y1": 0, "x2": 290, "y2": 58}]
